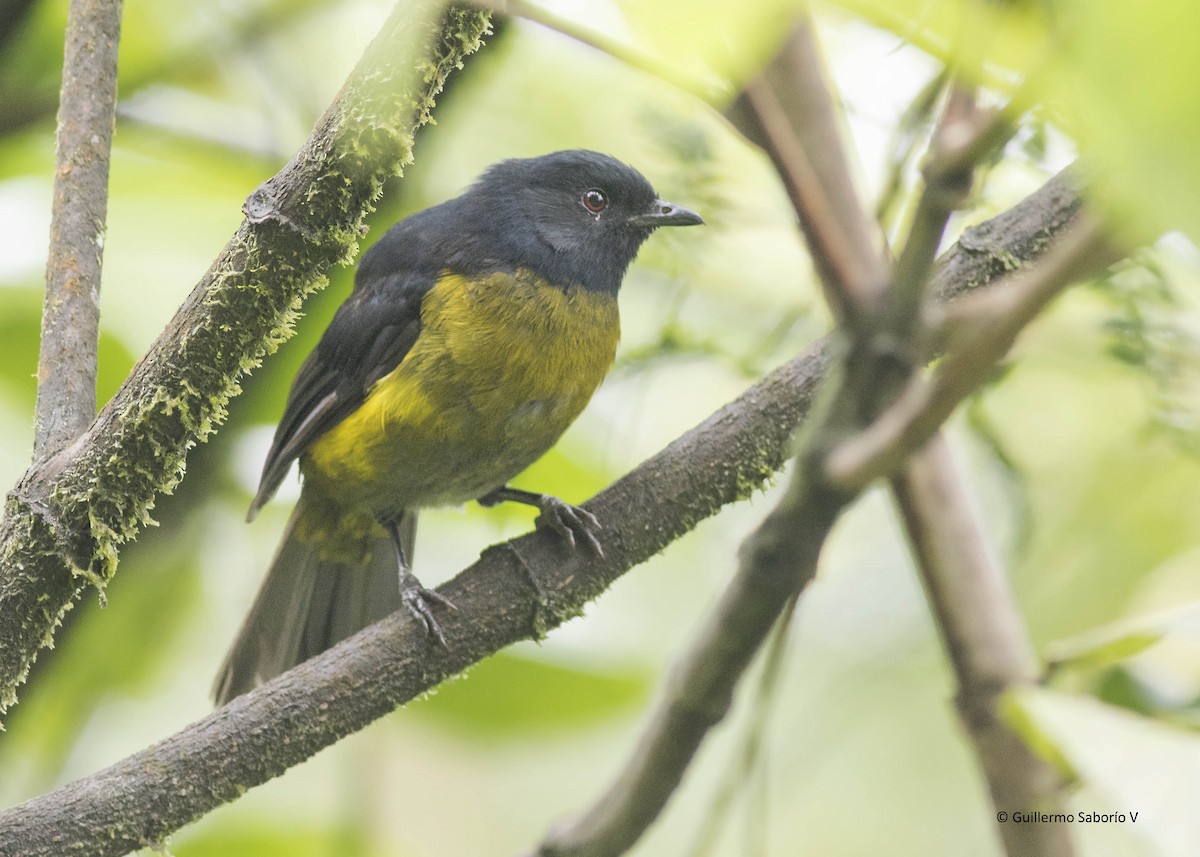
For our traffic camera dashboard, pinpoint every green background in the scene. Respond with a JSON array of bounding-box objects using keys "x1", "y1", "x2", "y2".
[{"x1": 2, "y1": 1, "x2": 1200, "y2": 855}]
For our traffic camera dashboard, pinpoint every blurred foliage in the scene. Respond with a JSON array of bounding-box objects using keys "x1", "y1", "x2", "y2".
[
  {"x1": 1090, "y1": 250, "x2": 1200, "y2": 456},
  {"x1": 411, "y1": 651, "x2": 652, "y2": 740},
  {"x1": 1007, "y1": 689, "x2": 1200, "y2": 856},
  {"x1": 3, "y1": 1, "x2": 1200, "y2": 856},
  {"x1": 1051, "y1": 0, "x2": 1200, "y2": 244}
]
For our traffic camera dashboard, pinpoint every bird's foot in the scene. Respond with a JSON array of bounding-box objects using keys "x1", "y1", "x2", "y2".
[
  {"x1": 399, "y1": 570, "x2": 456, "y2": 647},
  {"x1": 478, "y1": 486, "x2": 605, "y2": 557},
  {"x1": 535, "y1": 495, "x2": 604, "y2": 557}
]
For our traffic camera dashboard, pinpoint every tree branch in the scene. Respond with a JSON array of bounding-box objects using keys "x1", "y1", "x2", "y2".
[
  {"x1": 873, "y1": 52, "x2": 1077, "y2": 857},
  {"x1": 827, "y1": 216, "x2": 1121, "y2": 489},
  {"x1": 33, "y1": 0, "x2": 123, "y2": 461},
  {"x1": 529, "y1": 27, "x2": 890, "y2": 855},
  {"x1": 891, "y1": 437, "x2": 1073, "y2": 856},
  {"x1": 0, "y1": 0, "x2": 492, "y2": 716},
  {"x1": 886, "y1": 83, "x2": 980, "y2": 337},
  {"x1": 526, "y1": 26, "x2": 1076, "y2": 857},
  {"x1": 531, "y1": 413, "x2": 846, "y2": 857},
  {"x1": 0, "y1": 307, "x2": 834, "y2": 857},
  {"x1": 0, "y1": 169, "x2": 1086, "y2": 857},
  {"x1": 728, "y1": 21, "x2": 889, "y2": 318}
]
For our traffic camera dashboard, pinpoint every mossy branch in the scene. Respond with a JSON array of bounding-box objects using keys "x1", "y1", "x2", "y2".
[
  {"x1": 0, "y1": 1, "x2": 492, "y2": 716},
  {"x1": 0, "y1": 169, "x2": 1082, "y2": 857}
]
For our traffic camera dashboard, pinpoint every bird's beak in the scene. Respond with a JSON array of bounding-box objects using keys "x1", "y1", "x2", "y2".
[{"x1": 628, "y1": 199, "x2": 705, "y2": 228}]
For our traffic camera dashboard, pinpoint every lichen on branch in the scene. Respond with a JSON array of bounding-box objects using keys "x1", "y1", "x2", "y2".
[{"x1": 0, "y1": 1, "x2": 492, "y2": 715}]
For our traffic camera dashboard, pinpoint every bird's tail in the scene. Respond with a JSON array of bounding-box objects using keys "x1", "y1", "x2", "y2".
[{"x1": 213, "y1": 490, "x2": 414, "y2": 706}]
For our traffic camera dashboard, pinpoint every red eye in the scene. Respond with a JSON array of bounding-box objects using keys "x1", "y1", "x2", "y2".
[{"x1": 582, "y1": 189, "x2": 607, "y2": 214}]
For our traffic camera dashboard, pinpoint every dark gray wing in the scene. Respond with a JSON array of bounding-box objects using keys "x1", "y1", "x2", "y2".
[
  {"x1": 246, "y1": 192, "x2": 510, "y2": 519},
  {"x1": 246, "y1": 221, "x2": 447, "y2": 518}
]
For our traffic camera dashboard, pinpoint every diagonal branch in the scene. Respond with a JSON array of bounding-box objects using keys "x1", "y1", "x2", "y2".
[
  {"x1": 871, "y1": 41, "x2": 1078, "y2": 857},
  {"x1": 530, "y1": 454, "x2": 844, "y2": 857},
  {"x1": 33, "y1": 0, "x2": 123, "y2": 461},
  {"x1": 525, "y1": 21, "x2": 1081, "y2": 856},
  {"x1": 885, "y1": 83, "x2": 981, "y2": 336},
  {"x1": 827, "y1": 216, "x2": 1121, "y2": 489},
  {"x1": 891, "y1": 437, "x2": 1073, "y2": 856},
  {"x1": 0, "y1": 168, "x2": 1087, "y2": 857},
  {"x1": 0, "y1": 306, "x2": 834, "y2": 857},
  {"x1": 0, "y1": 0, "x2": 492, "y2": 716},
  {"x1": 530, "y1": 25, "x2": 891, "y2": 855},
  {"x1": 728, "y1": 20, "x2": 889, "y2": 318}
]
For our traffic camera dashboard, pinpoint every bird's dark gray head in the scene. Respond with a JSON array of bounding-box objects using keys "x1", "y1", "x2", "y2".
[{"x1": 467, "y1": 149, "x2": 703, "y2": 293}]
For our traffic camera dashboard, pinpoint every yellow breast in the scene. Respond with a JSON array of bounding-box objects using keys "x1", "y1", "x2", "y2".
[{"x1": 303, "y1": 268, "x2": 620, "y2": 514}]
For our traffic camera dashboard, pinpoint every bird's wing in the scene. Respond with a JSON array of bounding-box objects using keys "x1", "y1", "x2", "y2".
[{"x1": 247, "y1": 268, "x2": 434, "y2": 519}]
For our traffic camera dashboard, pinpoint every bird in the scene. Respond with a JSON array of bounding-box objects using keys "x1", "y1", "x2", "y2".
[{"x1": 213, "y1": 149, "x2": 703, "y2": 705}]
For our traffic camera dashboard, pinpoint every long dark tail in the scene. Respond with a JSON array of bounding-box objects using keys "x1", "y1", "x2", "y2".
[{"x1": 213, "y1": 492, "x2": 415, "y2": 706}]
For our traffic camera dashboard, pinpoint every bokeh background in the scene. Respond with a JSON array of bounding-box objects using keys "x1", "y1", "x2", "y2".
[{"x1": 3, "y1": 1, "x2": 1200, "y2": 855}]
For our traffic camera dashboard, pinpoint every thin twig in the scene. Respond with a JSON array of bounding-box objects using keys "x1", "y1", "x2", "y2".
[
  {"x1": 891, "y1": 436, "x2": 1073, "y2": 857},
  {"x1": 827, "y1": 216, "x2": 1120, "y2": 489},
  {"x1": 886, "y1": 83, "x2": 982, "y2": 342},
  {"x1": 879, "y1": 63, "x2": 1038, "y2": 371},
  {"x1": 32, "y1": 0, "x2": 123, "y2": 461},
  {"x1": 932, "y1": 48, "x2": 1057, "y2": 185},
  {"x1": 875, "y1": 69, "x2": 949, "y2": 231},
  {"x1": 929, "y1": 103, "x2": 1015, "y2": 183}
]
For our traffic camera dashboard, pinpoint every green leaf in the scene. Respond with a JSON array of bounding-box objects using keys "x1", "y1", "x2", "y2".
[
  {"x1": 1094, "y1": 667, "x2": 1165, "y2": 718},
  {"x1": 1005, "y1": 688, "x2": 1200, "y2": 856},
  {"x1": 1044, "y1": 603, "x2": 1200, "y2": 674},
  {"x1": 998, "y1": 690, "x2": 1077, "y2": 780}
]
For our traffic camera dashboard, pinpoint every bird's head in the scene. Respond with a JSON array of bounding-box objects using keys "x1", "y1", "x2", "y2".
[{"x1": 469, "y1": 149, "x2": 704, "y2": 293}]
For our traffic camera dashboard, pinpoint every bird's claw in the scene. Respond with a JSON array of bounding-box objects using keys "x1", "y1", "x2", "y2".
[
  {"x1": 399, "y1": 575, "x2": 457, "y2": 648},
  {"x1": 536, "y1": 495, "x2": 604, "y2": 557}
]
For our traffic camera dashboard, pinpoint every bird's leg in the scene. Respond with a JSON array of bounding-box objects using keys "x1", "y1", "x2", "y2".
[
  {"x1": 478, "y1": 486, "x2": 604, "y2": 557},
  {"x1": 382, "y1": 518, "x2": 456, "y2": 647}
]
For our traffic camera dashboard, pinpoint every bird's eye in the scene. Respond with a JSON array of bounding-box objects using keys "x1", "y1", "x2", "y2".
[{"x1": 582, "y1": 189, "x2": 608, "y2": 214}]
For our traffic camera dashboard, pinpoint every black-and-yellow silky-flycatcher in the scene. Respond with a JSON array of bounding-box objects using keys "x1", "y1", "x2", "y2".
[{"x1": 214, "y1": 150, "x2": 703, "y2": 704}]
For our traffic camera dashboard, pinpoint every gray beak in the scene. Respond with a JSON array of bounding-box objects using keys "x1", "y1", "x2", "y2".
[{"x1": 628, "y1": 199, "x2": 705, "y2": 228}]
